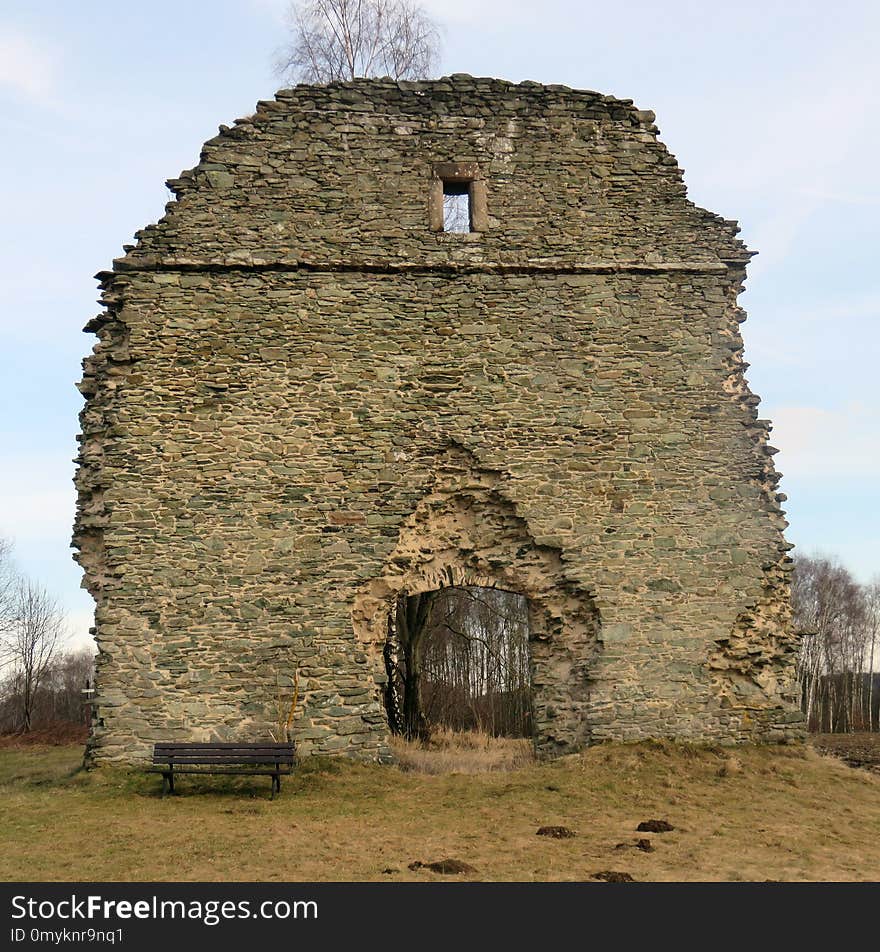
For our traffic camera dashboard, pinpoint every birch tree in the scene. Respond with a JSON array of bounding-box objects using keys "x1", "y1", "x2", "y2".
[
  {"x1": 866, "y1": 579, "x2": 880, "y2": 731},
  {"x1": 0, "y1": 538, "x2": 16, "y2": 637},
  {"x1": 275, "y1": 0, "x2": 441, "y2": 84},
  {"x1": 793, "y1": 555, "x2": 873, "y2": 732},
  {"x1": 0, "y1": 577, "x2": 66, "y2": 732}
]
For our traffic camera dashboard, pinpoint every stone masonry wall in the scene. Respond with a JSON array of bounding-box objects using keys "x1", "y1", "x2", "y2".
[{"x1": 74, "y1": 76, "x2": 804, "y2": 764}]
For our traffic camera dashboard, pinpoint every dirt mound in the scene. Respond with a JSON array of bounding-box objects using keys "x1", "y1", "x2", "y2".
[
  {"x1": 615, "y1": 839, "x2": 654, "y2": 852},
  {"x1": 537, "y1": 826, "x2": 576, "y2": 838},
  {"x1": 636, "y1": 819, "x2": 674, "y2": 833}
]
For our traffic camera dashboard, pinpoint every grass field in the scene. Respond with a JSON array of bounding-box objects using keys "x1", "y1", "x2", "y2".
[{"x1": 1, "y1": 737, "x2": 879, "y2": 882}]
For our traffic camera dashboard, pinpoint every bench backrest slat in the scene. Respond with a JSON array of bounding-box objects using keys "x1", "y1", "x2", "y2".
[
  {"x1": 153, "y1": 743, "x2": 295, "y2": 765},
  {"x1": 153, "y1": 744, "x2": 294, "y2": 750}
]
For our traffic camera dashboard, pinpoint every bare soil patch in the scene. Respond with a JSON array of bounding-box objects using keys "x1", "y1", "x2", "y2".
[{"x1": 810, "y1": 733, "x2": 880, "y2": 773}]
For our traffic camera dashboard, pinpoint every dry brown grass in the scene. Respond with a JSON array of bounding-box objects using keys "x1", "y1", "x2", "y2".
[
  {"x1": 2, "y1": 739, "x2": 880, "y2": 882},
  {"x1": 390, "y1": 727, "x2": 535, "y2": 774},
  {"x1": 0, "y1": 725, "x2": 88, "y2": 748}
]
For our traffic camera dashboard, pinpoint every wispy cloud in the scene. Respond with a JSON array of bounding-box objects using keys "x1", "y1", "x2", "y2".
[
  {"x1": 704, "y1": 50, "x2": 879, "y2": 193},
  {"x1": 692, "y1": 38, "x2": 880, "y2": 275},
  {"x1": 0, "y1": 27, "x2": 58, "y2": 102},
  {"x1": 65, "y1": 608, "x2": 96, "y2": 652},
  {"x1": 422, "y1": 0, "x2": 540, "y2": 27},
  {"x1": 0, "y1": 453, "x2": 75, "y2": 545},
  {"x1": 246, "y1": 0, "x2": 290, "y2": 25},
  {"x1": 0, "y1": 449, "x2": 91, "y2": 648},
  {"x1": 796, "y1": 185, "x2": 880, "y2": 208},
  {"x1": 770, "y1": 404, "x2": 880, "y2": 480},
  {"x1": 790, "y1": 292, "x2": 880, "y2": 325},
  {"x1": 744, "y1": 291, "x2": 880, "y2": 370},
  {"x1": 745, "y1": 198, "x2": 822, "y2": 279}
]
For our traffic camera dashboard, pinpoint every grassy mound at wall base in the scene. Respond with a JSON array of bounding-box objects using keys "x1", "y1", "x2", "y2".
[{"x1": 1, "y1": 739, "x2": 878, "y2": 882}]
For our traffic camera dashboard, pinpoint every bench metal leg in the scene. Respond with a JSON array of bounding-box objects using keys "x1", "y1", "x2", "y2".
[
  {"x1": 162, "y1": 769, "x2": 175, "y2": 797},
  {"x1": 269, "y1": 762, "x2": 282, "y2": 799}
]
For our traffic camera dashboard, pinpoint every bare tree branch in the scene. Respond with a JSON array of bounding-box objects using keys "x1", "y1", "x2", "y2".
[
  {"x1": 275, "y1": 0, "x2": 441, "y2": 85},
  {"x1": 0, "y1": 574, "x2": 66, "y2": 732},
  {"x1": 793, "y1": 554, "x2": 874, "y2": 732},
  {"x1": 0, "y1": 537, "x2": 18, "y2": 638}
]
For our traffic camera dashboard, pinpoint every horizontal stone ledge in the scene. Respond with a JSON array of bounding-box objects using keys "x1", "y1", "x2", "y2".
[{"x1": 97, "y1": 256, "x2": 737, "y2": 281}]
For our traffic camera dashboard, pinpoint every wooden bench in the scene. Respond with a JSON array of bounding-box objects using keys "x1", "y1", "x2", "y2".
[{"x1": 149, "y1": 743, "x2": 296, "y2": 798}]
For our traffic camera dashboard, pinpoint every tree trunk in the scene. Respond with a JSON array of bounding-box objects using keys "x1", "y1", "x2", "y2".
[
  {"x1": 382, "y1": 616, "x2": 403, "y2": 736},
  {"x1": 385, "y1": 592, "x2": 435, "y2": 742},
  {"x1": 402, "y1": 633, "x2": 426, "y2": 741},
  {"x1": 868, "y1": 625, "x2": 877, "y2": 732}
]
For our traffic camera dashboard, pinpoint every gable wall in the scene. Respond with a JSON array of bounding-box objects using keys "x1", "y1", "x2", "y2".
[{"x1": 74, "y1": 78, "x2": 803, "y2": 763}]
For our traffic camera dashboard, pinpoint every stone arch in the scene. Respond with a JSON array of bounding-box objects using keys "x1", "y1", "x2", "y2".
[{"x1": 352, "y1": 447, "x2": 602, "y2": 757}]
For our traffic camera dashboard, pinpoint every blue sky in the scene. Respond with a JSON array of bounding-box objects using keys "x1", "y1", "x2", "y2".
[{"x1": 1, "y1": 0, "x2": 877, "y2": 649}]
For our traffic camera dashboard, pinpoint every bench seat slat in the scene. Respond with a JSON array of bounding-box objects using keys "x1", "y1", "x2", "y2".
[
  {"x1": 152, "y1": 748, "x2": 295, "y2": 755},
  {"x1": 153, "y1": 758, "x2": 294, "y2": 765},
  {"x1": 153, "y1": 752, "x2": 295, "y2": 756},
  {"x1": 153, "y1": 749, "x2": 294, "y2": 755},
  {"x1": 153, "y1": 755, "x2": 294, "y2": 761},
  {"x1": 154, "y1": 750, "x2": 293, "y2": 760},
  {"x1": 154, "y1": 753, "x2": 294, "y2": 757},
  {"x1": 147, "y1": 766, "x2": 293, "y2": 776}
]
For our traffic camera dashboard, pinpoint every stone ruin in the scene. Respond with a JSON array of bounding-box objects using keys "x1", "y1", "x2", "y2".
[{"x1": 73, "y1": 75, "x2": 804, "y2": 764}]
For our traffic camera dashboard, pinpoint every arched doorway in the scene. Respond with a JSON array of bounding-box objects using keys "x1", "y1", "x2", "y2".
[{"x1": 352, "y1": 447, "x2": 603, "y2": 758}]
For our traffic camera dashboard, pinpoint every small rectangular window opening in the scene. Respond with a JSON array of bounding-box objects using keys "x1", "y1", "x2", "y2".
[{"x1": 442, "y1": 181, "x2": 471, "y2": 233}]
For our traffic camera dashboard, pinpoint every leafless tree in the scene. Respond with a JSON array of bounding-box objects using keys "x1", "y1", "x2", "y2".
[
  {"x1": 275, "y1": 0, "x2": 441, "y2": 85},
  {"x1": 0, "y1": 538, "x2": 17, "y2": 637},
  {"x1": 385, "y1": 590, "x2": 434, "y2": 740},
  {"x1": 866, "y1": 579, "x2": 880, "y2": 731},
  {"x1": 0, "y1": 648, "x2": 94, "y2": 734},
  {"x1": 793, "y1": 554, "x2": 875, "y2": 732},
  {"x1": 0, "y1": 577, "x2": 66, "y2": 732},
  {"x1": 40, "y1": 649, "x2": 95, "y2": 727},
  {"x1": 384, "y1": 586, "x2": 532, "y2": 741}
]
